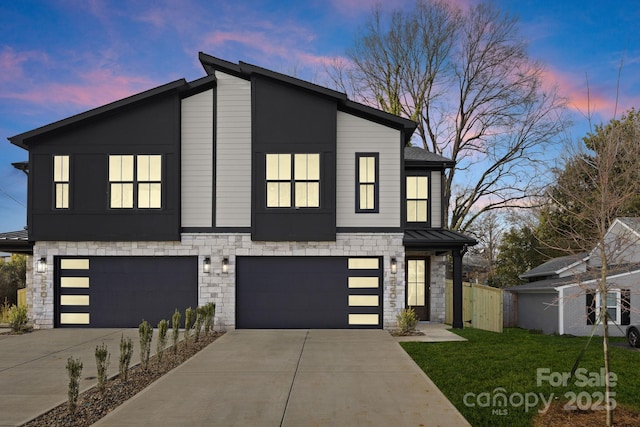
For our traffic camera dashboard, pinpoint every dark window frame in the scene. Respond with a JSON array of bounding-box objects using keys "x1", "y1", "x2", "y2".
[
  {"x1": 265, "y1": 153, "x2": 321, "y2": 209},
  {"x1": 355, "y1": 153, "x2": 379, "y2": 213},
  {"x1": 108, "y1": 154, "x2": 163, "y2": 210},
  {"x1": 405, "y1": 173, "x2": 430, "y2": 225},
  {"x1": 52, "y1": 154, "x2": 70, "y2": 210}
]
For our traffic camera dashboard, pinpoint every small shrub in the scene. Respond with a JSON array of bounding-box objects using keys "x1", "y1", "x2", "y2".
[
  {"x1": 95, "y1": 343, "x2": 110, "y2": 394},
  {"x1": 66, "y1": 357, "x2": 83, "y2": 415},
  {"x1": 138, "y1": 320, "x2": 153, "y2": 370},
  {"x1": 194, "y1": 306, "x2": 205, "y2": 342},
  {"x1": 203, "y1": 302, "x2": 216, "y2": 335},
  {"x1": 119, "y1": 334, "x2": 133, "y2": 381},
  {"x1": 0, "y1": 298, "x2": 11, "y2": 323},
  {"x1": 184, "y1": 307, "x2": 195, "y2": 347},
  {"x1": 7, "y1": 304, "x2": 28, "y2": 333},
  {"x1": 397, "y1": 308, "x2": 419, "y2": 333},
  {"x1": 171, "y1": 309, "x2": 181, "y2": 354},
  {"x1": 157, "y1": 319, "x2": 169, "y2": 362}
]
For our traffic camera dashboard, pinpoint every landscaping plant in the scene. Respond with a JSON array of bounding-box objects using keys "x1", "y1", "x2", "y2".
[
  {"x1": 138, "y1": 320, "x2": 153, "y2": 370},
  {"x1": 171, "y1": 308, "x2": 181, "y2": 354},
  {"x1": 7, "y1": 304, "x2": 28, "y2": 332},
  {"x1": 203, "y1": 302, "x2": 216, "y2": 335},
  {"x1": 396, "y1": 307, "x2": 419, "y2": 333},
  {"x1": 94, "y1": 343, "x2": 110, "y2": 394},
  {"x1": 194, "y1": 306, "x2": 205, "y2": 342},
  {"x1": 0, "y1": 298, "x2": 11, "y2": 323},
  {"x1": 65, "y1": 357, "x2": 83, "y2": 415},
  {"x1": 157, "y1": 319, "x2": 168, "y2": 362},
  {"x1": 119, "y1": 334, "x2": 133, "y2": 381},
  {"x1": 184, "y1": 306, "x2": 195, "y2": 347}
]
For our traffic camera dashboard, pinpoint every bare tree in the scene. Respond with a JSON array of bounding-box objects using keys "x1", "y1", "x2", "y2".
[
  {"x1": 544, "y1": 109, "x2": 640, "y2": 426},
  {"x1": 464, "y1": 210, "x2": 503, "y2": 284},
  {"x1": 328, "y1": 0, "x2": 568, "y2": 232}
]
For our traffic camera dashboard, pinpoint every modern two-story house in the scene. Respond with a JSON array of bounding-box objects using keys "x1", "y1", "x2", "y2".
[{"x1": 1, "y1": 53, "x2": 475, "y2": 330}]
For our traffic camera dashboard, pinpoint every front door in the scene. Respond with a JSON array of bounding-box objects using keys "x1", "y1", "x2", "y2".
[{"x1": 406, "y1": 258, "x2": 430, "y2": 321}]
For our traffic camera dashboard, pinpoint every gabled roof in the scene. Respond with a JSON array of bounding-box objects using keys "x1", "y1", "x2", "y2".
[
  {"x1": 198, "y1": 52, "x2": 418, "y2": 143},
  {"x1": 506, "y1": 276, "x2": 572, "y2": 293},
  {"x1": 404, "y1": 146, "x2": 455, "y2": 167},
  {"x1": 617, "y1": 217, "x2": 640, "y2": 235},
  {"x1": 519, "y1": 253, "x2": 589, "y2": 279},
  {"x1": 509, "y1": 263, "x2": 640, "y2": 293}
]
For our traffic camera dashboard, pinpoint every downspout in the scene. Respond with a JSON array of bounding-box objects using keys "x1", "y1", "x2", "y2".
[{"x1": 558, "y1": 287, "x2": 564, "y2": 335}]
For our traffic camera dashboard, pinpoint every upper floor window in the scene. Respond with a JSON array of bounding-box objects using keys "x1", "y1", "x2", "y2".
[
  {"x1": 109, "y1": 155, "x2": 162, "y2": 209},
  {"x1": 266, "y1": 153, "x2": 319, "y2": 208},
  {"x1": 53, "y1": 155, "x2": 69, "y2": 209},
  {"x1": 406, "y1": 176, "x2": 428, "y2": 223},
  {"x1": 356, "y1": 153, "x2": 379, "y2": 213}
]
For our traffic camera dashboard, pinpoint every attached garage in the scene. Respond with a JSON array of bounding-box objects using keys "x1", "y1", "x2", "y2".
[
  {"x1": 55, "y1": 256, "x2": 198, "y2": 328},
  {"x1": 236, "y1": 256, "x2": 382, "y2": 329}
]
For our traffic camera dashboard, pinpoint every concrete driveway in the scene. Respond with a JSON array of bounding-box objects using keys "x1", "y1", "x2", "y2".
[
  {"x1": 0, "y1": 328, "x2": 469, "y2": 427},
  {"x1": 95, "y1": 329, "x2": 469, "y2": 426},
  {"x1": 0, "y1": 328, "x2": 142, "y2": 427}
]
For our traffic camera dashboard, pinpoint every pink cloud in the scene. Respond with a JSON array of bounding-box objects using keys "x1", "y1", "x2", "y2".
[
  {"x1": 541, "y1": 67, "x2": 630, "y2": 120},
  {"x1": 2, "y1": 68, "x2": 155, "y2": 109},
  {"x1": 204, "y1": 30, "x2": 340, "y2": 72},
  {"x1": 327, "y1": 0, "x2": 477, "y2": 16},
  {"x1": 0, "y1": 47, "x2": 40, "y2": 83}
]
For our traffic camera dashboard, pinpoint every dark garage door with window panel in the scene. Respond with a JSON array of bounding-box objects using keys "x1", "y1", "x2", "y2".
[
  {"x1": 56, "y1": 256, "x2": 197, "y2": 328},
  {"x1": 236, "y1": 256, "x2": 382, "y2": 329}
]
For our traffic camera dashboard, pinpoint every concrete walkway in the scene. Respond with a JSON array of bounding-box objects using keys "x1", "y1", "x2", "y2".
[
  {"x1": 394, "y1": 323, "x2": 469, "y2": 343},
  {"x1": 95, "y1": 329, "x2": 470, "y2": 427}
]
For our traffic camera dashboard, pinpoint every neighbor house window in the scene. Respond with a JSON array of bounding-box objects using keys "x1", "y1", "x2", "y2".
[
  {"x1": 406, "y1": 176, "x2": 428, "y2": 222},
  {"x1": 587, "y1": 289, "x2": 631, "y2": 325},
  {"x1": 53, "y1": 155, "x2": 69, "y2": 209},
  {"x1": 109, "y1": 155, "x2": 161, "y2": 209},
  {"x1": 356, "y1": 153, "x2": 379, "y2": 213},
  {"x1": 266, "y1": 153, "x2": 319, "y2": 208}
]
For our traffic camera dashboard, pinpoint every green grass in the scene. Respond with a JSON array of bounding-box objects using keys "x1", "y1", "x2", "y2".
[{"x1": 401, "y1": 328, "x2": 640, "y2": 427}]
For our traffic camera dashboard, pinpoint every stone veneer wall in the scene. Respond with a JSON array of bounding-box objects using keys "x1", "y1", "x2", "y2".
[
  {"x1": 31, "y1": 233, "x2": 406, "y2": 330},
  {"x1": 429, "y1": 255, "x2": 447, "y2": 323}
]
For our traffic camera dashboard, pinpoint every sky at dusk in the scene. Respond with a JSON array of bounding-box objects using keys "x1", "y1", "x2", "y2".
[{"x1": 1, "y1": 0, "x2": 639, "y2": 233}]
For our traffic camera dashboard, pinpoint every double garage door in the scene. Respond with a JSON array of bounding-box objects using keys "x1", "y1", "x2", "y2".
[
  {"x1": 56, "y1": 256, "x2": 197, "y2": 328},
  {"x1": 236, "y1": 257, "x2": 383, "y2": 329},
  {"x1": 55, "y1": 255, "x2": 382, "y2": 329}
]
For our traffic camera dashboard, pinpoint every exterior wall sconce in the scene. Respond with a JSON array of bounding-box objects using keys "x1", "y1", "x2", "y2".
[
  {"x1": 36, "y1": 257, "x2": 47, "y2": 274},
  {"x1": 203, "y1": 257, "x2": 211, "y2": 274},
  {"x1": 390, "y1": 257, "x2": 397, "y2": 274},
  {"x1": 222, "y1": 257, "x2": 229, "y2": 274}
]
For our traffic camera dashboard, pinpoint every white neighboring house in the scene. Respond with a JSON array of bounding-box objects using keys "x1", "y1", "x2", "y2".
[{"x1": 507, "y1": 217, "x2": 639, "y2": 336}]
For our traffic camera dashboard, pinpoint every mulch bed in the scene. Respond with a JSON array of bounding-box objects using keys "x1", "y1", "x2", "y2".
[
  {"x1": 533, "y1": 401, "x2": 640, "y2": 426},
  {"x1": 23, "y1": 332, "x2": 223, "y2": 427},
  {"x1": 388, "y1": 329, "x2": 425, "y2": 337}
]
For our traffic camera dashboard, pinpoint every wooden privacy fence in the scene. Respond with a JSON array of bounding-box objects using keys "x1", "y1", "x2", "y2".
[
  {"x1": 17, "y1": 288, "x2": 27, "y2": 308},
  {"x1": 445, "y1": 280, "x2": 503, "y2": 333}
]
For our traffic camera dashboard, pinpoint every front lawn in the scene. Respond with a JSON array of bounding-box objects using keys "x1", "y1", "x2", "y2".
[{"x1": 401, "y1": 328, "x2": 640, "y2": 427}]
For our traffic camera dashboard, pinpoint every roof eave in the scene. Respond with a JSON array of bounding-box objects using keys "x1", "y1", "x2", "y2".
[
  {"x1": 8, "y1": 78, "x2": 188, "y2": 149},
  {"x1": 405, "y1": 158, "x2": 455, "y2": 169}
]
